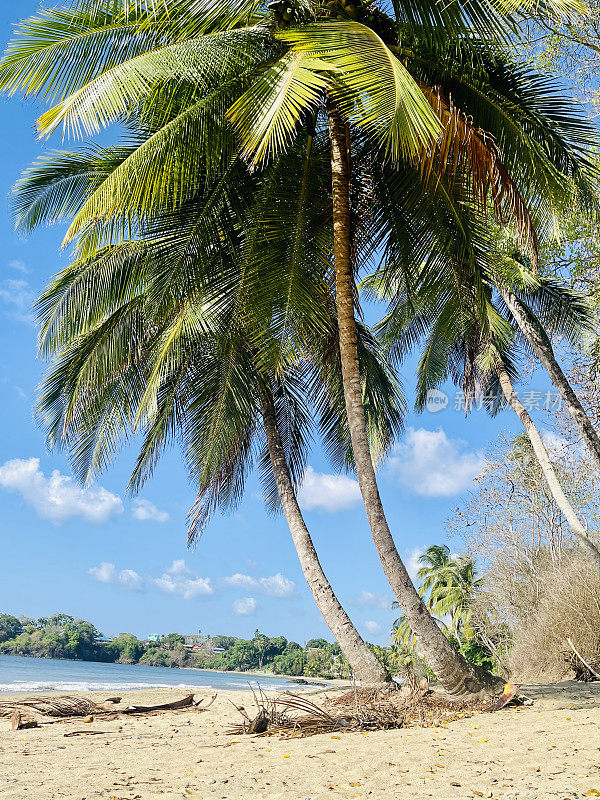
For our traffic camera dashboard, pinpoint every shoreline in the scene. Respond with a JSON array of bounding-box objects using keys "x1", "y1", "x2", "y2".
[{"x1": 0, "y1": 653, "x2": 351, "y2": 697}]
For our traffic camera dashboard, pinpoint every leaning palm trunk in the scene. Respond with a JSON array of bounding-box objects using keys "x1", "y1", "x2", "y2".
[
  {"x1": 326, "y1": 101, "x2": 503, "y2": 698},
  {"x1": 495, "y1": 357, "x2": 600, "y2": 573},
  {"x1": 259, "y1": 386, "x2": 391, "y2": 687},
  {"x1": 500, "y1": 287, "x2": 600, "y2": 470}
]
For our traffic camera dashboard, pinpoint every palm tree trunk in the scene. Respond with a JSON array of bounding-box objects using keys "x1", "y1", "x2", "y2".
[
  {"x1": 500, "y1": 286, "x2": 600, "y2": 470},
  {"x1": 495, "y1": 357, "x2": 600, "y2": 573},
  {"x1": 259, "y1": 385, "x2": 391, "y2": 687},
  {"x1": 326, "y1": 100, "x2": 503, "y2": 698}
]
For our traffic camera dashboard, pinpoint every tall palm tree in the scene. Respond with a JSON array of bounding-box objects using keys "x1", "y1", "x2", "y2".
[
  {"x1": 229, "y1": 23, "x2": 598, "y2": 696},
  {"x1": 28, "y1": 136, "x2": 399, "y2": 685},
  {"x1": 2, "y1": 0, "x2": 593, "y2": 696}
]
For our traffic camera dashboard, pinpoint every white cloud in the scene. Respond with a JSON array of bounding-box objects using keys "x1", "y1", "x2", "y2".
[
  {"x1": 118, "y1": 568, "x2": 144, "y2": 592},
  {"x1": 153, "y1": 559, "x2": 213, "y2": 599},
  {"x1": 0, "y1": 457, "x2": 123, "y2": 524},
  {"x1": 0, "y1": 279, "x2": 35, "y2": 323},
  {"x1": 8, "y1": 259, "x2": 31, "y2": 275},
  {"x1": 89, "y1": 562, "x2": 116, "y2": 583},
  {"x1": 88, "y1": 562, "x2": 144, "y2": 592},
  {"x1": 233, "y1": 597, "x2": 257, "y2": 616},
  {"x1": 297, "y1": 466, "x2": 361, "y2": 512},
  {"x1": 222, "y1": 572, "x2": 296, "y2": 598},
  {"x1": 131, "y1": 498, "x2": 169, "y2": 523},
  {"x1": 405, "y1": 546, "x2": 424, "y2": 585},
  {"x1": 364, "y1": 620, "x2": 383, "y2": 636},
  {"x1": 355, "y1": 590, "x2": 392, "y2": 610},
  {"x1": 542, "y1": 431, "x2": 569, "y2": 456},
  {"x1": 388, "y1": 428, "x2": 484, "y2": 496}
]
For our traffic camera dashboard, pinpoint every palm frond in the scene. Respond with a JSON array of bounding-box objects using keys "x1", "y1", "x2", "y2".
[
  {"x1": 279, "y1": 23, "x2": 440, "y2": 159},
  {"x1": 228, "y1": 50, "x2": 332, "y2": 164},
  {"x1": 36, "y1": 27, "x2": 269, "y2": 138},
  {"x1": 11, "y1": 145, "x2": 134, "y2": 233}
]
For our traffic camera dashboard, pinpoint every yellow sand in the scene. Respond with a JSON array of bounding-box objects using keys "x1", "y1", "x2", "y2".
[{"x1": 1, "y1": 680, "x2": 598, "y2": 799}]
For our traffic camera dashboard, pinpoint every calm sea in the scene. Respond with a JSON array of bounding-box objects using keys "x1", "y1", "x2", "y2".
[{"x1": 0, "y1": 654, "x2": 295, "y2": 695}]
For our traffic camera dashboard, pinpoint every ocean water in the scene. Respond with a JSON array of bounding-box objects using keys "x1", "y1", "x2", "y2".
[{"x1": 0, "y1": 654, "x2": 295, "y2": 695}]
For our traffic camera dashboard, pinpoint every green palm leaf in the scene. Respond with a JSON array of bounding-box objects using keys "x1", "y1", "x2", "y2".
[
  {"x1": 280, "y1": 23, "x2": 440, "y2": 158},
  {"x1": 62, "y1": 82, "x2": 242, "y2": 243},
  {"x1": 0, "y1": 0, "x2": 267, "y2": 103},
  {"x1": 11, "y1": 145, "x2": 133, "y2": 233},
  {"x1": 228, "y1": 50, "x2": 333, "y2": 163},
  {"x1": 36, "y1": 28, "x2": 268, "y2": 137}
]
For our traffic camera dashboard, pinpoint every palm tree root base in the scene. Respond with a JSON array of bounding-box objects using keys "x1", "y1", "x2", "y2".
[{"x1": 229, "y1": 682, "x2": 520, "y2": 738}]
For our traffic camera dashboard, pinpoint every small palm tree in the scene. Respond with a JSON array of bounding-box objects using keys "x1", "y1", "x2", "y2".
[
  {"x1": 392, "y1": 544, "x2": 484, "y2": 664},
  {"x1": 417, "y1": 545, "x2": 455, "y2": 599},
  {"x1": 420, "y1": 550, "x2": 484, "y2": 640},
  {"x1": 393, "y1": 546, "x2": 484, "y2": 646}
]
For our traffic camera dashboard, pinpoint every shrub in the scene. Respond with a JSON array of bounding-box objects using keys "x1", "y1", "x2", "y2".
[{"x1": 508, "y1": 557, "x2": 600, "y2": 682}]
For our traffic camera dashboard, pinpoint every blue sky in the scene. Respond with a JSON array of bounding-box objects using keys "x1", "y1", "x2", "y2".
[{"x1": 0, "y1": 1, "x2": 556, "y2": 646}]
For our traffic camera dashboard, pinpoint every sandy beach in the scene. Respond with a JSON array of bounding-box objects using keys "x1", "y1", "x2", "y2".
[{"x1": 0, "y1": 680, "x2": 598, "y2": 799}]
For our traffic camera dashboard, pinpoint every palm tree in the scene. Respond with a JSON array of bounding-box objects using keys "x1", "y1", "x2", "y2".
[
  {"x1": 418, "y1": 546, "x2": 483, "y2": 639},
  {"x1": 29, "y1": 142, "x2": 398, "y2": 686},
  {"x1": 233, "y1": 23, "x2": 598, "y2": 696},
  {"x1": 393, "y1": 546, "x2": 484, "y2": 645},
  {"x1": 2, "y1": 0, "x2": 593, "y2": 696},
  {"x1": 416, "y1": 545, "x2": 455, "y2": 598},
  {"x1": 367, "y1": 221, "x2": 600, "y2": 572}
]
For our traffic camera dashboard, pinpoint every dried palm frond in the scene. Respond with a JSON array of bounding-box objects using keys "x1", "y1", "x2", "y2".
[
  {"x1": 0, "y1": 692, "x2": 200, "y2": 726},
  {"x1": 229, "y1": 689, "x2": 406, "y2": 738},
  {"x1": 417, "y1": 84, "x2": 538, "y2": 268},
  {"x1": 230, "y1": 681, "x2": 517, "y2": 739},
  {"x1": 0, "y1": 696, "x2": 107, "y2": 721}
]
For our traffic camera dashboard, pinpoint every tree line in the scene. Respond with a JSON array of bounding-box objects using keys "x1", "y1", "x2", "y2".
[{"x1": 0, "y1": 615, "x2": 396, "y2": 678}]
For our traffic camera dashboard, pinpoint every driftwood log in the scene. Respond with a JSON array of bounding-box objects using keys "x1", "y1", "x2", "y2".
[
  {"x1": 2, "y1": 693, "x2": 209, "y2": 731},
  {"x1": 121, "y1": 693, "x2": 196, "y2": 714}
]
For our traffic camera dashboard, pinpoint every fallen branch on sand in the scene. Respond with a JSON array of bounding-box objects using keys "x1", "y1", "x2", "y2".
[
  {"x1": 120, "y1": 693, "x2": 197, "y2": 714},
  {"x1": 1, "y1": 693, "x2": 216, "y2": 730},
  {"x1": 566, "y1": 637, "x2": 600, "y2": 682}
]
